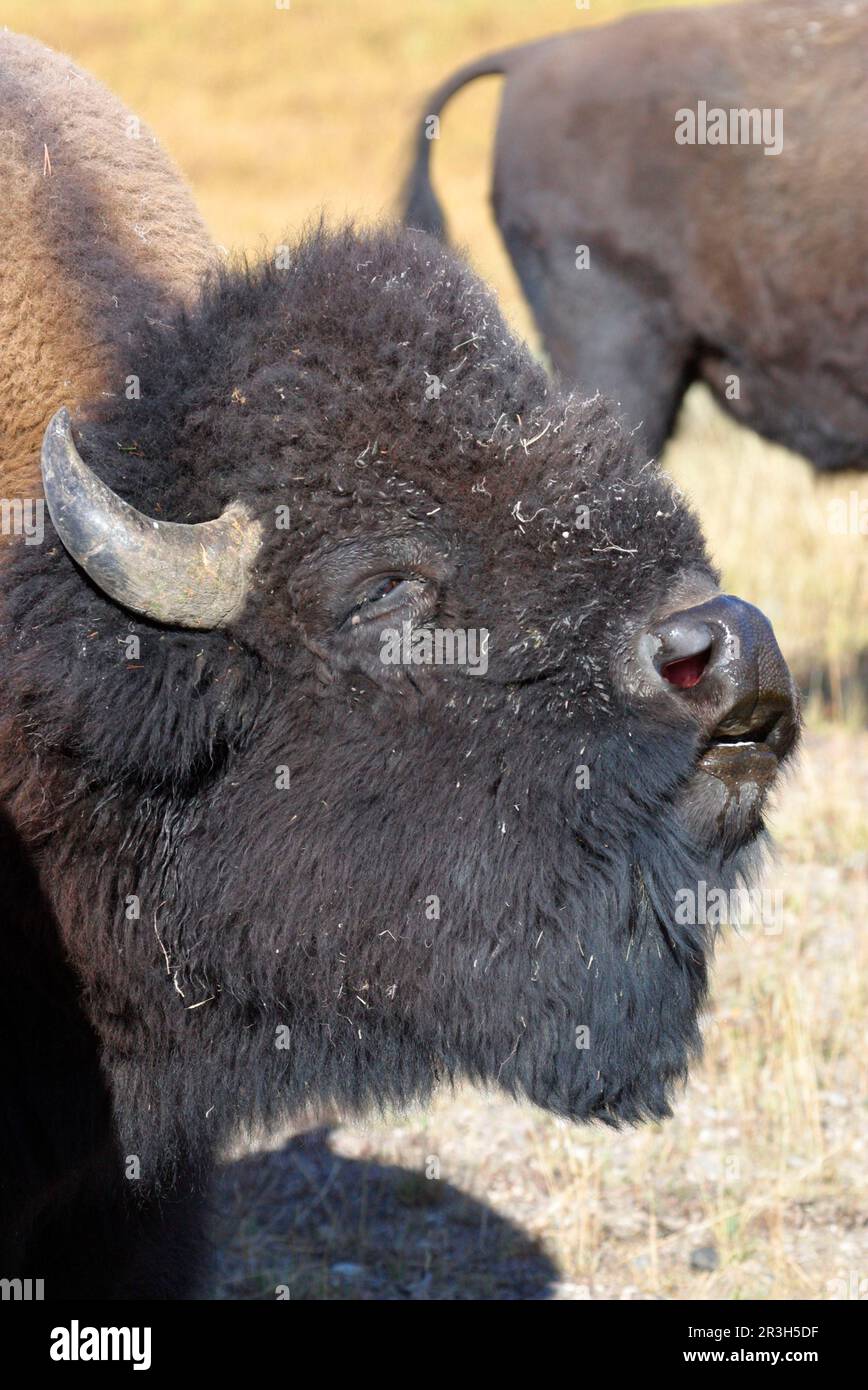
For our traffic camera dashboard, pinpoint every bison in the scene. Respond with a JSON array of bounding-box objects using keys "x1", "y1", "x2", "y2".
[
  {"x1": 0, "y1": 31, "x2": 799, "y2": 1299},
  {"x1": 403, "y1": 0, "x2": 868, "y2": 469}
]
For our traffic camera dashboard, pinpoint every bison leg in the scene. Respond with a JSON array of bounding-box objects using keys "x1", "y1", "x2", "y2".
[
  {"x1": 16, "y1": 1158, "x2": 211, "y2": 1300},
  {"x1": 501, "y1": 230, "x2": 695, "y2": 459},
  {"x1": 112, "y1": 1178, "x2": 213, "y2": 1300}
]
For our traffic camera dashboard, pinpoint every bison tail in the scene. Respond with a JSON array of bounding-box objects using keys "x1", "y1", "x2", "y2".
[{"x1": 400, "y1": 49, "x2": 514, "y2": 240}]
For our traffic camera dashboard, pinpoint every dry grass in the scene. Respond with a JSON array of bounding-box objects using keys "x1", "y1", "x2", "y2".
[{"x1": 5, "y1": 0, "x2": 865, "y2": 1298}]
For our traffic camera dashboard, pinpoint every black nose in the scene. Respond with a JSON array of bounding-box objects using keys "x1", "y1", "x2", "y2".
[{"x1": 641, "y1": 594, "x2": 798, "y2": 753}]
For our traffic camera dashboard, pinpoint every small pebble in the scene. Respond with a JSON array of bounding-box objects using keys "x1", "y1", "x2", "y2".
[{"x1": 330, "y1": 1261, "x2": 366, "y2": 1281}]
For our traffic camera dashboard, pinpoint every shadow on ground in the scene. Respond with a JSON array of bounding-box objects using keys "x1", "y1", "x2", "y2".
[{"x1": 213, "y1": 1125, "x2": 558, "y2": 1300}]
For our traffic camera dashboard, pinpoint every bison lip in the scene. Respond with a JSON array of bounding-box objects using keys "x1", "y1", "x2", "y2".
[
  {"x1": 681, "y1": 731, "x2": 786, "y2": 847},
  {"x1": 697, "y1": 739, "x2": 779, "y2": 788},
  {"x1": 696, "y1": 714, "x2": 792, "y2": 790}
]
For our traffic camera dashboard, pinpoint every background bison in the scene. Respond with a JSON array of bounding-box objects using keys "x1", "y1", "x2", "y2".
[
  {"x1": 403, "y1": 0, "x2": 868, "y2": 469},
  {"x1": 0, "y1": 31, "x2": 800, "y2": 1297}
]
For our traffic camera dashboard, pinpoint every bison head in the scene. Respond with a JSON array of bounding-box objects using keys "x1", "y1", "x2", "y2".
[{"x1": 11, "y1": 225, "x2": 798, "y2": 1168}]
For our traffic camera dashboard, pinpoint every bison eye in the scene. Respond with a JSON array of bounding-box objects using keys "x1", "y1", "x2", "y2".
[
  {"x1": 366, "y1": 575, "x2": 406, "y2": 604},
  {"x1": 344, "y1": 573, "x2": 421, "y2": 627}
]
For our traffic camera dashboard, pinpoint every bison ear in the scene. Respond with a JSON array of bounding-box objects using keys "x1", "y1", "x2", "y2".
[{"x1": 40, "y1": 407, "x2": 262, "y2": 629}]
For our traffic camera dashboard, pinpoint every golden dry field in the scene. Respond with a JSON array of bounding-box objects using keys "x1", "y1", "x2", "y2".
[{"x1": 5, "y1": 0, "x2": 865, "y2": 1299}]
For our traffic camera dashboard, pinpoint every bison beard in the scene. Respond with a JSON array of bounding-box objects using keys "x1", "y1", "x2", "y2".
[{"x1": 0, "y1": 224, "x2": 796, "y2": 1298}]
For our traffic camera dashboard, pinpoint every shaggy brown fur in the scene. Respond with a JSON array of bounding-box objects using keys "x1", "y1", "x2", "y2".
[
  {"x1": 403, "y1": 0, "x2": 868, "y2": 469},
  {"x1": 0, "y1": 30, "x2": 213, "y2": 506}
]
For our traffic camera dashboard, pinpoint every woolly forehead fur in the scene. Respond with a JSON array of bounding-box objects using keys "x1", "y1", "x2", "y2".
[
  {"x1": 57, "y1": 222, "x2": 715, "y2": 662},
  {"x1": 4, "y1": 221, "x2": 717, "y2": 790}
]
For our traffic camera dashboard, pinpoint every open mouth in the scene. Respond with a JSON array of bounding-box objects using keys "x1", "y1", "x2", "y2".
[{"x1": 697, "y1": 713, "x2": 787, "y2": 782}]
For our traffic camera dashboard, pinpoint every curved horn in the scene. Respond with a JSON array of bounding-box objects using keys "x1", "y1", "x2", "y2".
[{"x1": 41, "y1": 408, "x2": 262, "y2": 628}]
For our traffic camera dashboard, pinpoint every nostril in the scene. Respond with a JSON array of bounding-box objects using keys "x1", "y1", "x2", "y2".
[
  {"x1": 660, "y1": 645, "x2": 713, "y2": 690},
  {"x1": 649, "y1": 616, "x2": 716, "y2": 691}
]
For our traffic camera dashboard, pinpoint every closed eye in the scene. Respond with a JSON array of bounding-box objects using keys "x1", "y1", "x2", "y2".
[
  {"x1": 343, "y1": 574, "x2": 426, "y2": 627},
  {"x1": 365, "y1": 575, "x2": 406, "y2": 605}
]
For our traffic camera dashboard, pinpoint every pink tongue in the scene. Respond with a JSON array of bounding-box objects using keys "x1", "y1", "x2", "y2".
[{"x1": 661, "y1": 652, "x2": 709, "y2": 689}]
